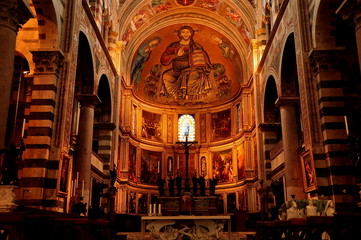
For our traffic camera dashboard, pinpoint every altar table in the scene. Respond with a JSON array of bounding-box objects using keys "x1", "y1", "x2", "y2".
[{"x1": 141, "y1": 215, "x2": 231, "y2": 240}]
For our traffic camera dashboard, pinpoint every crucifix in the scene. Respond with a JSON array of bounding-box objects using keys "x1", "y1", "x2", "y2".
[{"x1": 176, "y1": 125, "x2": 197, "y2": 192}]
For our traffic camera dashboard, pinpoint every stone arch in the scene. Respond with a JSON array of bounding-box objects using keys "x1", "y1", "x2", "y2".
[
  {"x1": 263, "y1": 76, "x2": 280, "y2": 124},
  {"x1": 280, "y1": 34, "x2": 299, "y2": 98},
  {"x1": 312, "y1": 0, "x2": 342, "y2": 49},
  {"x1": 95, "y1": 75, "x2": 112, "y2": 123},
  {"x1": 75, "y1": 32, "x2": 95, "y2": 94}
]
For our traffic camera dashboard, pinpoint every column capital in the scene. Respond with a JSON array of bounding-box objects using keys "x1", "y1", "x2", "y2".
[
  {"x1": 0, "y1": 0, "x2": 34, "y2": 32},
  {"x1": 76, "y1": 94, "x2": 101, "y2": 108},
  {"x1": 275, "y1": 96, "x2": 299, "y2": 108},
  {"x1": 31, "y1": 50, "x2": 64, "y2": 75}
]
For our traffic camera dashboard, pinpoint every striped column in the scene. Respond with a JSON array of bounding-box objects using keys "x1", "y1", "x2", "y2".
[
  {"x1": 310, "y1": 50, "x2": 355, "y2": 206},
  {"x1": 21, "y1": 50, "x2": 63, "y2": 208}
]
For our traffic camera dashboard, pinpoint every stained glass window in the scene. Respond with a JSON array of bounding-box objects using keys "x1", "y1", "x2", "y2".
[{"x1": 178, "y1": 114, "x2": 195, "y2": 141}]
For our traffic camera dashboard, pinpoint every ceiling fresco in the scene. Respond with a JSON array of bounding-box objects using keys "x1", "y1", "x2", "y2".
[
  {"x1": 130, "y1": 24, "x2": 243, "y2": 106},
  {"x1": 120, "y1": 0, "x2": 252, "y2": 48}
]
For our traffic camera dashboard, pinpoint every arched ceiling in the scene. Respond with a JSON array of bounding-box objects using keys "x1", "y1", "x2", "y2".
[{"x1": 118, "y1": 0, "x2": 256, "y2": 107}]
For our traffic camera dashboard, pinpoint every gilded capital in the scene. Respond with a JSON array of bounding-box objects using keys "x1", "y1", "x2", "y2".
[{"x1": 0, "y1": 0, "x2": 33, "y2": 32}]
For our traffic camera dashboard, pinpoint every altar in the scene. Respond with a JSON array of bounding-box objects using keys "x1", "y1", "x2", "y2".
[{"x1": 141, "y1": 215, "x2": 231, "y2": 240}]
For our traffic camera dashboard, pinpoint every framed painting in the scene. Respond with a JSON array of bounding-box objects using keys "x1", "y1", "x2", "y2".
[{"x1": 300, "y1": 151, "x2": 317, "y2": 192}]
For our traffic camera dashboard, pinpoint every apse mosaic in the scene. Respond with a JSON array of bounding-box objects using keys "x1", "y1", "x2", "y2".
[
  {"x1": 130, "y1": 24, "x2": 243, "y2": 106},
  {"x1": 212, "y1": 149, "x2": 233, "y2": 183},
  {"x1": 211, "y1": 109, "x2": 231, "y2": 141},
  {"x1": 140, "y1": 149, "x2": 162, "y2": 184}
]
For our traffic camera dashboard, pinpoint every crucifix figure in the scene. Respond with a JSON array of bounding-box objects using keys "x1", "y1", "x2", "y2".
[{"x1": 176, "y1": 125, "x2": 197, "y2": 192}]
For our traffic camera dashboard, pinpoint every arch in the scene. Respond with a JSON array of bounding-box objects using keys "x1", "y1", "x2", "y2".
[
  {"x1": 280, "y1": 34, "x2": 299, "y2": 97},
  {"x1": 75, "y1": 32, "x2": 95, "y2": 94},
  {"x1": 312, "y1": 0, "x2": 342, "y2": 49},
  {"x1": 95, "y1": 75, "x2": 112, "y2": 123},
  {"x1": 263, "y1": 76, "x2": 280, "y2": 123}
]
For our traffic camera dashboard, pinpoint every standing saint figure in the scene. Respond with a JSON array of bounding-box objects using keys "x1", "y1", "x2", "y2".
[{"x1": 160, "y1": 25, "x2": 215, "y2": 100}]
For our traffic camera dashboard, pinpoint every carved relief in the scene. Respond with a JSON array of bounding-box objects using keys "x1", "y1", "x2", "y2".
[
  {"x1": 200, "y1": 114, "x2": 206, "y2": 143},
  {"x1": 32, "y1": 51, "x2": 64, "y2": 75}
]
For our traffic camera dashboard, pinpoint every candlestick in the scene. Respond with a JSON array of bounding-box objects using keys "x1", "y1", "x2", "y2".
[
  {"x1": 81, "y1": 180, "x2": 84, "y2": 197},
  {"x1": 344, "y1": 115, "x2": 349, "y2": 136},
  {"x1": 21, "y1": 118, "x2": 26, "y2": 138},
  {"x1": 153, "y1": 204, "x2": 156, "y2": 215},
  {"x1": 149, "y1": 204, "x2": 152, "y2": 215},
  {"x1": 76, "y1": 172, "x2": 79, "y2": 188},
  {"x1": 158, "y1": 204, "x2": 161, "y2": 215}
]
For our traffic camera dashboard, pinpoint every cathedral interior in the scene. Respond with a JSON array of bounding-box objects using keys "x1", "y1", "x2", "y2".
[{"x1": 0, "y1": 0, "x2": 361, "y2": 239}]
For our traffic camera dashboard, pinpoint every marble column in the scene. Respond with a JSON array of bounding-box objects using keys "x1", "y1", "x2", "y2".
[
  {"x1": 74, "y1": 94, "x2": 100, "y2": 212},
  {"x1": 277, "y1": 97, "x2": 304, "y2": 201},
  {"x1": 0, "y1": 0, "x2": 33, "y2": 149}
]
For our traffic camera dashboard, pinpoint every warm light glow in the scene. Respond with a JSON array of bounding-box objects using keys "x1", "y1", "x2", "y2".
[{"x1": 178, "y1": 114, "x2": 195, "y2": 141}]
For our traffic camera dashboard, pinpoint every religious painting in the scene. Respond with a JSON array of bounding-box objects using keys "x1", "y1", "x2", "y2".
[
  {"x1": 301, "y1": 151, "x2": 317, "y2": 192},
  {"x1": 176, "y1": 153, "x2": 195, "y2": 178},
  {"x1": 59, "y1": 154, "x2": 70, "y2": 193},
  {"x1": 199, "y1": 0, "x2": 220, "y2": 11},
  {"x1": 128, "y1": 191, "x2": 137, "y2": 214},
  {"x1": 211, "y1": 109, "x2": 231, "y2": 141},
  {"x1": 151, "y1": 0, "x2": 172, "y2": 13},
  {"x1": 131, "y1": 24, "x2": 242, "y2": 106},
  {"x1": 142, "y1": 110, "x2": 162, "y2": 142},
  {"x1": 212, "y1": 149, "x2": 233, "y2": 183},
  {"x1": 140, "y1": 149, "x2": 162, "y2": 184},
  {"x1": 128, "y1": 144, "x2": 137, "y2": 182},
  {"x1": 138, "y1": 193, "x2": 148, "y2": 214},
  {"x1": 237, "y1": 142, "x2": 246, "y2": 180}
]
